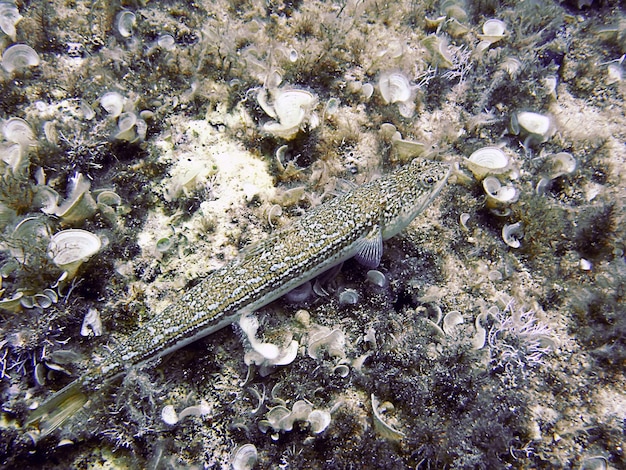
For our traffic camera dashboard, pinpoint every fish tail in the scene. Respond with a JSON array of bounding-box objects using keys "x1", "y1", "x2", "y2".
[{"x1": 26, "y1": 379, "x2": 88, "y2": 439}]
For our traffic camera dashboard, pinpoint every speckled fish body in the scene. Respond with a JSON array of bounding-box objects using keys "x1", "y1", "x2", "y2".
[{"x1": 27, "y1": 158, "x2": 449, "y2": 436}]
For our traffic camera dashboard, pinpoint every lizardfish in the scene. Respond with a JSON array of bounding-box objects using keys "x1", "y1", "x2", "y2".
[{"x1": 27, "y1": 158, "x2": 450, "y2": 437}]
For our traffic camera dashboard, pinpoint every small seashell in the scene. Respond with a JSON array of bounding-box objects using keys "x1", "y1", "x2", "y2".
[
  {"x1": 155, "y1": 236, "x2": 174, "y2": 253},
  {"x1": 307, "y1": 327, "x2": 345, "y2": 359},
  {"x1": 392, "y1": 137, "x2": 425, "y2": 159},
  {"x1": 3, "y1": 117, "x2": 35, "y2": 148},
  {"x1": 260, "y1": 88, "x2": 317, "y2": 139},
  {"x1": 580, "y1": 258, "x2": 592, "y2": 271},
  {"x1": 231, "y1": 444, "x2": 258, "y2": 470},
  {"x1": 308, "y1": 409, "x2": 331, "y2": 434},
  {"x1": 465, "y1": 146, "x2": 509, "y2": 179},
  {"x1": 178, "y1": 400, "x2": 211, "y2": 420},
  {"x1": 33, "y1": 293, "x2": 52, "y2": 309},
  {"x1": 332, "y1": 363, "x2": 350, "y2": 377},
  {"x1": 20, "y1": 295, "x2": 34, "y2": 309},
  {"x1": 482, "y1": 176, "x2": 519, "y2": 207},
  {"x1": 80, "y1": 307, "x2": 103, "y2": 337},
  {"x1": 0, "y1": 2, "x2": 22, "y2": 41},
  {"x1": 366, "y1": 270, "x2": 387, "y2": 288},
  {"x1": 35, "y1": 362, "x2": 47, "y2": 386},
  {"x1": 580, "y1": 456, "x2": 607, "y2": 470},
  {"x1": 379, "y1": 122, "x2": 397, "y2": 140},
  {"x1": 422, "y1": 35, "x2": 454, "y2": 69},
  {"x1": 361, "y1": 83, "x2": 374, "y2": 100},
  {"x1": 161, "y1": 405, "x2": 179, "y2": 425},
  {"x1": 294, "y1": 309, "x2": 310, "y2": 327},
  {"x1": 324, "y1": 97, "x2": 340, "y2": 116},
  {"x1": 116, "y1": 10, "x2": 136, "y2": 38},
  {"x1": 338, "y1": 288, "x2": 359, "y2": 306},
  {"x1": 471, "y1": 311, "x2": 489, "y2": 349},
  {"x1": 157, "y1": 34, "x2": 175, "y2": 51},
  {"x1": 378, "y1": 71, "x2": 412, "y2": 104},
  {"x1": 511, "y1": 111, "x2": 554, "y2": 144},
  {"x1": 371, "y1": 394, "x2": 405, "y2": 441},
  {"x1": 479, "y1": 19, "x2": 506, "y2": 43},
  {"x1": 442, "y1": 311, "x2": 464, "y2": 335},
  {"x1": 42, "y1": 288, "x2": 58, "y2": 303},
  {"x1": 500, "y1": 56, "x2": 522, "y2": 77},
  {"x1": 48, "y1": 229, "x2": 102, "y2": 279},
  {"x1": 546, "y1": 152, "x2": 577, "y2": 179},
  {"x1": 1, "y1": 44, "x2": 40, "y2": 73},
  {"x1": 100, "y1": 92, "x2": 125, "y2": 118},
  {"x1": 0, "y1": 291, "x2": 23, "y2": 312},
  {"x1": 96, "y1": 189, "x2": 122, "y2": 206},
  {"x1": 52, "y1": 173, "x2": 97, "y2": 224},
  {"x1": 502, "y1": 222, "x2": 523, "y2": 248},
  {"x1": 459, "y1": 212, "x2": 471, "y2": 231}
]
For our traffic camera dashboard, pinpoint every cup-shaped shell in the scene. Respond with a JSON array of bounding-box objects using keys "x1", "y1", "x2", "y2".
[
  {"x1": 479, "y1": 19, "x2": 506, "y2": 43},
  {"x1": 511, "y1": 111, "x2": 554, "y2": 143},
  {"x1": 157, "y1": 34, "x2": 176, "y2": 51},
  {"x1": 273, "y1": 89, "x2": 315, "y2": 126},
  {"x1": 378, "y1": 71, "x2": 412, "y2": 104},
  {"x1": 482, "y1": 176, "x2": 519, "y2": 207},
  {"x1": 308, "y1": 409, "x2": 331, "y2": 434},
  {"x1": 502, "y1": 222, "x2": 523, "y2": 248},
  {"x1": 100, "y1": 92, "x2": 125, "y2": 118},
  {"x1": 261, "y1": 88, "x2": 317, "y2": 139},
  {"x1": 422, "y1": 35, "x2": 454, "y2": 69},
  {"x1": 116, "y1": 10, "x2": 136, "y2": 38},
  {"x1": 2, "y1": 44, "x2": 40, "y2": 73},
  {"x1": 546, "y1": 152, "x2": 577, "y2": 179},
  {"x1": 465, "y1": 146, "x2": 509, "y2": 179},
  {"x1": 0, "y1": 3, "x2": 22, "y2": 41},
  {"x1": 3, "y1": 117, "x2": 35, "y2": 147},
  {"x1": 231, "y1": 444, "x2": 257, "y2": 470},
  {"x1": 48, "y1": 229, "x2": 102, "y2": 279}
]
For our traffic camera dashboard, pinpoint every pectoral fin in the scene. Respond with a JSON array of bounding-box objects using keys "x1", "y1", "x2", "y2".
[{"x1": 354, "y1": 226, "x2": 383, "y2": 268}]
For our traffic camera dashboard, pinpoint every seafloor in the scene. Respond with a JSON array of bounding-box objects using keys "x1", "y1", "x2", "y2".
[{"x1": 0, "y1": 0, "x2": 624, "y2": 468}]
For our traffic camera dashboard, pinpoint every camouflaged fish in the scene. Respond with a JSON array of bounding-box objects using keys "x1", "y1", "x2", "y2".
[{"x1": 27, "y1": 158, "x2": 449, "y2": 437}]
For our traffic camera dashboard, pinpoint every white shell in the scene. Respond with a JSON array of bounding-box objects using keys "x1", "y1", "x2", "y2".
[
  {"x1": 307, "y1": 327, "x2": 345, "y2": 359},
  {"x1": 339, "y1": 288, "x2": 359, "y2": 305},
  {"x1": 371, "y1": 394, "x2": 405, "y2": 441},
  {"x1": 546, "y1": 152, "x2": 577, "y2": 179},
  {"x1": 1, "y1": 44, "x2": 39, "y2": 72},
  {"x1": 378, "y1": 71, "x2": 412, "y2": 104},
  {"x1": 48, "y1": 229, "x2": 102, "y2": 278},
  {"x1": 161, "y1": 405, "x2": 179, "y2": 425},
  {"x1": 512, "y1": 111, "x2": 553, "y2": 141},
  {"x1": 502, "y1": 222, "x2": 523, "y2": 248},
  {"x1": 231, "y1": 444, "x2": 258, "y2": 470},
  {"x1": 80, "y1": 307, "x2": 102, "y2": 337},
  {"x1": 116, "y1": 10, "x2": 136, "y2": 38},
  {"x1": 0, "y1": 2, "x2": 22, "y2": 41},
  {"x1": 466, "y1": 146, "x2": 509, "y2": 179},
  {"x1": 308, "y1": 409, "x2": 331, "y2": 434},
  {"x1": 482, "y1": 176, "x2": 519, "y2": 206},
  {"x1": 367, "y1": 269, "x2": 387, "y2": 288},
  {"x1": 157, "y1": 34, "x2": 175, "y2": 51},
  {"x1": 442, "y1": 311, "x2": 464, "y2": 336},
  {"x1": 260, "y1": 88, "x2": 317, "y2": 139},
  {"x1": 3, "y1": 117, "x2": 35, "y2": 147},
  {"x1": 479, "y1": 19, "x2": 506, "y2": 43},
  {"x1": 100, "y1": 92, "x2": 125, "y2": 118}
]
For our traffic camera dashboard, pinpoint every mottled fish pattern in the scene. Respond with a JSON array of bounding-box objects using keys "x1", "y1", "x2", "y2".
[{"x1": 27, "y1": 158, "x2": 449, "y2": 437}]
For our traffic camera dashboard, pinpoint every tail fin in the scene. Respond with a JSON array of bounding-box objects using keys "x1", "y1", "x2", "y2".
[{"x1": 26, "y1": 379, "x2": 88, "y2": 439}]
